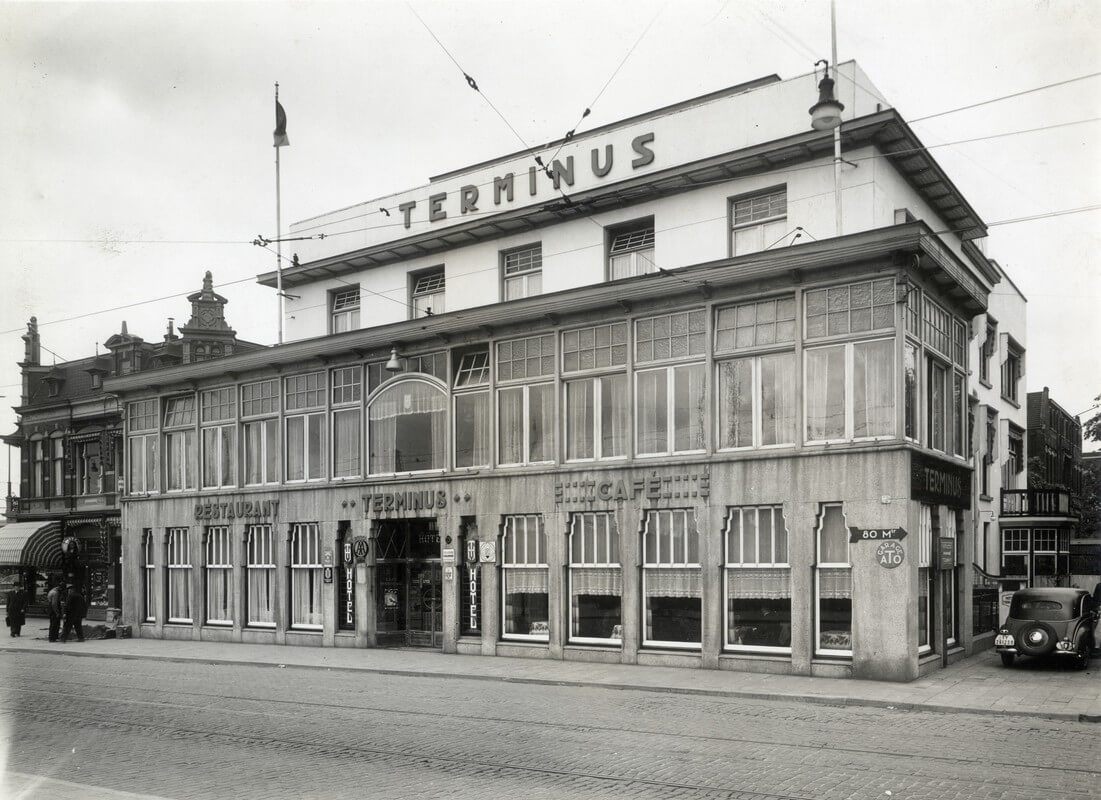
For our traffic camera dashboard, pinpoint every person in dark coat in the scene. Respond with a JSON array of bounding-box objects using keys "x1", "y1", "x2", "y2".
[
  {"x1": 47, "y1": 581, "x2": 65, "y2": 642},
  {"x1": 60, "y1": 585, "x2": 86, "y2": 643},
  {"x1": 5, "y1": 578, "x2": 28, "y2": 637}
]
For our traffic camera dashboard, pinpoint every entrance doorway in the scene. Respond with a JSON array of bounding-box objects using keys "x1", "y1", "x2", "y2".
[{"x1": 375, "y1": 519, "x2": 443, "y2": 647}]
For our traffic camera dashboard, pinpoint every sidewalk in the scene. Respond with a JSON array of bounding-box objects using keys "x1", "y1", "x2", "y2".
[{"x1": 2, "y1": 619, "x2": 1098, "y2": 722}]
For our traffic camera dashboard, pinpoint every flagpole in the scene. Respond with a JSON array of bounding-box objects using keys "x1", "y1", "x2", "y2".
[{"x1": 275, "y1": 82, "x2": 284, "y2": 345}]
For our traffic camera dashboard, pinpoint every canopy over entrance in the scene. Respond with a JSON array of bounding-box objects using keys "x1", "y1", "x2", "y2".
[{"x1": 0, "y1": 521, "x2": 63, "y2": 567}]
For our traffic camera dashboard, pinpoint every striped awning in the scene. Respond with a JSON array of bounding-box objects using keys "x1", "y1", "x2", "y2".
[{"x1": 0, "y1": 521, "x2": 63, "y2": 567}]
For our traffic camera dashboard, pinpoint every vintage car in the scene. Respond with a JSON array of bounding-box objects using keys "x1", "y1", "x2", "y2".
[{"x1": 995, "y1": 587, "x2": 1097, "y2": 669}]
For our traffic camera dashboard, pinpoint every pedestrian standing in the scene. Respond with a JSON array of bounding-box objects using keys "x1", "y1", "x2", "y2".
[
  {"x1": 60, "y1": 585, "x2": 86, "y2": 643},
  {"x1": 5, "y1": 578, "x2": 28, "y2": 637},
  {"x1": 47, "y1": 581, "x2": 64, "y2": 642}
]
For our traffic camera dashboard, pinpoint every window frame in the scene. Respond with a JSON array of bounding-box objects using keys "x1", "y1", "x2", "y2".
[
  {"x1": 246, "y1": 524, "x2": 276, "y2": 628},
  {"x1": 500, "y1": 515, "x2": 550, "y2": 643},
  {"x1": 289, "y1": 522, "x2": 323, "y2": 631},
  {"x1": 803, "y1": 337, "x2": 896, "y2": 445},
  {"x1": 567, "y1": 512, "x2": 622, "y2": 646},
  {"x1": 497, "y1": 382, "x2": 555, "y2": 466},
  {"x1": 634, "y1": 362, "x2": 707, "y2": 457},
  {"x1": 410, "y1": 267, "x2": 446, "y2": 319},
  {"x1": 606, "y1": 220, "x2": 655, "y2": 281},
  {"x1": 716, "y1": 352, "x2": 796, "y2": 451},
  {"x1": 204, "y1": 526, "x2": 233, "y2": 626},
  {"x1": 166, "y1": 527, "x2": 193, "y2": 624},
  {"x1": 723, "y1": 505, "x2": 791, "y2": 654},
  {"x1": 814, "y1": 504, "x2": 853, "y2": 658},
  {"x1": 641, "y1": 509, "x2": 702, "y2": 650},
  {"x1": 330, "y1": 285, "x2": 361, "y2": 334},
  {"x1": 501, "y1": 243, "x2": 543, "y2": 301},
  {"x1": 143, "y1": 529, "x2": 156, "y2": 623},
  {"x1": 729, "y1": 186, "x2": 788, "y2": 256},
  {"x1": 331, "y1": 366, "x2": 363, "y2": 480}
]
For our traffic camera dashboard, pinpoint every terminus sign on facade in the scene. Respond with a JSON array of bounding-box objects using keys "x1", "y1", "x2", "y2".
[{"x1": 396, "y1": 133, "x2": 657, "y2": 229}]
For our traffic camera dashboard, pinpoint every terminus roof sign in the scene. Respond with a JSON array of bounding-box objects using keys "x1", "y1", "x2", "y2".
[{"x1": 261, "y1": 63, "x2": 986, "y2": 290}]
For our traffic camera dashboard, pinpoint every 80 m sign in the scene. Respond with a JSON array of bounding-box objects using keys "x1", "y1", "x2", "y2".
[{"x1": 875, "y1": 541, "x2": 905, "y2": 569}]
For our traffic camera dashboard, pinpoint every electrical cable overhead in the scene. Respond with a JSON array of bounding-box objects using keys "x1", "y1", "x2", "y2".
[
  {"x1": 909, "y1": 71, "x2": 1101, "y2": 124},
  {"x1": 546, "y1": 3, "x2": 666, "y2": 165}
]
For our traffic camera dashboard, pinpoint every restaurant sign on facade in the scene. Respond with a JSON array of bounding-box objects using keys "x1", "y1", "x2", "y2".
[{"x1": 554, "y1": 472, "x2": 710, "y2": 505}]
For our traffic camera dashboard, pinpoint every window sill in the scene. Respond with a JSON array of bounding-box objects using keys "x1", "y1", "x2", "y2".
[
  {"x1": 979, "y1": 494, "x2": 993, "y2": 502},
  {"x1": 978, "y1": 378, "x2": 993, "y2": 390},
  {"x1": 1000, "y1": 396, "x2": 1021, "y2": 409}
]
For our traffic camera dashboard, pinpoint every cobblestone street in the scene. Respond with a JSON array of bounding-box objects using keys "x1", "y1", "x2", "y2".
[{"x1": 2, "y1": 650, "x2": 1099, "y2": 800}]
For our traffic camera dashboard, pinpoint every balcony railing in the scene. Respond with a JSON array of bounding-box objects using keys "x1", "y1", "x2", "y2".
[
  {"x1": 1000, "y1": 489, "x2": 1073, "y2": 517},
  {"x1": 5, "y1": 493, "x2": 120, "y2": 516}
]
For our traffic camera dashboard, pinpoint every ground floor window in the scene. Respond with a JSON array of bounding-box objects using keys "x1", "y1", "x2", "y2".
[
  {"x1": 724, "y1": 505, "x2": 790, "y2": 652},
  {"x1": 568, "y1": 512, "x2": 621, "y2": 644},
  {"x1": 247, "y1": 525, "x2": 275, "y2": 626},
  {"x1": 166, "y1": 527, "x2": 192, "y2": 623},
  {"x1": 205, "y1": 526, "x2": 232, "y2": 625},
  {"x1": 642, "y1": 509, "x2": 701, "y2": 649},
  {"x1": 290, "y1": 523, "x2": 322, "y2": 630},
  {"x1": 143, "y1": 529, "x2": 155, "y2": 622},
  {"x1": 501, "y1": 515, "x2": 548, "y2": 641},
  {"x1": 815, "y1": 505, "x2": 852, "y2": 656},
  {"x1": 917, "y1": 505, "x2": 933, "y2": 653}
]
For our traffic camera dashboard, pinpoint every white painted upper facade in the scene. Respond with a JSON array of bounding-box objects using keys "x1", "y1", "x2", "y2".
[{"x1": 271, "y1": 61, "x2": 987, "y2": 343}]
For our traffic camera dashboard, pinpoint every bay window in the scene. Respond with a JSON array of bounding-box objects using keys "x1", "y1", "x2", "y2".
[
  {"x1": 454, "y1": 350, "x2": 490, "y2": 469},
  {"x1": 201, "y1": 387, "x2": 236, "y2": 489},
  {"x1": 717, "y1": 354, "x2": 795, "y2": 448},
  {"x1": 205, "y1": 526, "x2": 232, "y2": 625},
  {"x1": 368, "y1": 379, "x2": 447, "y2": 474},
  {"x1": 127, "y1": 399, "x2": 158, "y2": 494},
  {"x1": 725, "y1": 506, "x2": 790, "y2": 652},
  {"x1": 805, "y1": 339, "x2": 894, "y2": 442},
  {"x1": 501, "y1": 515, "x2": 549, "y2": 641},
  {"x1": 247, "y1": 525, "x2": 275, "y2": 626},
  {"x1": 331, "y1": 366, "x2": 362, "y2": 479},
  {"x1": 568, "y1": 512, "x2": 621, "y2": 644},
  {"x1": 642, "y1": 509, "x2": 701, "y2": 649},
  {"x1": 815, "y1": 504, "x2": 852, "y2": 656},
  {"x1": 285, "y1": 372, "x2": 325, "y2": 482},
  {"x1": 163, "y1": 396, "x2": 197, "y2": 492},
  {"x1": 242, "y1": 379, "x2": 279, "y2": 486},
  {"x1": 290, "y1": 523, "x2": 322, "y2": 630},
  {"x1": 166, "y1": 527, "x2": 192, "y2": 623},
  {"x1": 636, "y1": 364, "x2": 706, "y2": 455},
  {"x1": 498, "y1": 334, "x2": 555, "y2": 465}
]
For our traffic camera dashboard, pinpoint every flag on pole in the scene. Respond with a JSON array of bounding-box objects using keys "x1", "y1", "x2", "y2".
[{"x1": 274, "y1": 100, "x2": 289, "y2": 147}]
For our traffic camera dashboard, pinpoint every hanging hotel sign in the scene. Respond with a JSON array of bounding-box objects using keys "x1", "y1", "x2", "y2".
[
  {"x1": 848, "y1": 527, "x2": 908, "y2": 543},
  {"x1": 193, "y1": 499, "x2": 280, "y2": 521},
  {"x1": 554, "y1": 472, "x2": 710, "y2": 505},
  {"x1": 364, "y1": 489, "x2": 448, "y2": 516},
  {"x1": 910, "y1": 452, "x2": 971, "y2": 510}
]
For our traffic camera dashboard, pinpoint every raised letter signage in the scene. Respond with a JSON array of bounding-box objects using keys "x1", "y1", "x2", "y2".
[
  {"x1": 910, "y1": 451, "x2": 971, "y2": 510},
  {"x1": 194, "y1": 498, "x2": 279, "y2": 521}
]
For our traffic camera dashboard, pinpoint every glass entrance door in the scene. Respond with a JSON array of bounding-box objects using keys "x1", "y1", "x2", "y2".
[{"x1": 374, "y1": 519, "x2": 442, "y2": 647}]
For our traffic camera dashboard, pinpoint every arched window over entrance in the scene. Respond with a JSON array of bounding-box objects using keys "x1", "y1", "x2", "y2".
[{"x1": 368, "y1": 378, "x2": 447, "y2": 474}]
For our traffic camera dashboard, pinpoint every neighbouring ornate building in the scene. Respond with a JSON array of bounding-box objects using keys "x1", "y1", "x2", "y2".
[
  {"x1": 107, "y1": 63, "x2": 1023, "y2": 681},
  {"x1": 1, "y1": 272, "x2": 262, "y2": 618}
]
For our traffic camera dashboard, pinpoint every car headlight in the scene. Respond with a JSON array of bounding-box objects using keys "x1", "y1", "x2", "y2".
[{"x1": 1056, "y1": 638, "x2": 1073, "y2": 651}]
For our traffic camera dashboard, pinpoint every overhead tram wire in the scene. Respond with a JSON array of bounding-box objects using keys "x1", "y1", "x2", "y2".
[{"x1": 544, "y1": 2, "x2": 667, "y2": 166}]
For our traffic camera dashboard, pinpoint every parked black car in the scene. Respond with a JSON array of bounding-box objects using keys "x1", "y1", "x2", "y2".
[{"x1": 995, "y1": 588, "x2": 1097, "y2": 669}]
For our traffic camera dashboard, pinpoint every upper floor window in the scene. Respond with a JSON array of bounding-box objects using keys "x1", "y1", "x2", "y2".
[
  {"x1": 715, "y1": 296, "x2": 796, "y2": 353},
  {"x1": 1002, "y1": 338, "x2": 1023, "y2": 404},
  {"x1": 562, "y1": 323, "x2": 628, "y2": 373},
  {"x1": 979, "y1": 319, "x2": 996, "y2": 384},
  {"x1": 497, "y1": 335, "x2": 554, "y2": 383},
  {"x1": 330, "y1": 286, "x2": 360, "y2": 333},
  {"x1": 497, "y1": 335, "x2": 555, "y2": 466},
  {"x1": 368, "y1": 379, "x2": 446, "y2": 474},
  {"x1": 805, "y1": 278, "x2": 895, "y2": 340},
  {"x1": 367, "y1": 351, "x2": 448, "y2": 392},
  {"x1": 805, "y1": 339, "x2": 895, "y2": 443},
  {"x1": 502, "y1": 244, "x2": 542, "y2": 301},
  {"x1": 163, "y1": 396, "x2": 196, "y2": 492},
  {"x1": 241, "y1": 379, "x2": 279, "y2": 417},
  {"x1": 127, "y1": 400, "x2": 159, "y2": 495},
  {"x1": 331, "y1": 367, "x2": 362, "y2": 479},
  {"x1": 635, "y1": 310, "x2": 706, "y2": 364},
  {"x1": 454, "y1": 350, "x2": 490, "y2": 388},
  {"x1": 201, "y1": 388, "x2": 236, "y2": 490},
  {"x1": 607, "y1": 223, "x2": 654, "y2": 280},
  {"x1": 285, "y1": 373, "x2": 325, "y2": 483},
  {"x1": 922, "y1": 298, "x2": 951, "y2": 357},
  {"x1": 731, "y1": 187, "x2": 787, "y2": 255},
  {"x1": 563, "y1": 323, "x2": 628, "y2": 461},
  {"x1": 411, "y1": 269, "x2": 445, "y2": 318}
]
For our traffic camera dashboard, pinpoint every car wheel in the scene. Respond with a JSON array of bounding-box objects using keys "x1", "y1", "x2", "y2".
[
  {"x1": 1075, "y1": 639, "x2": 1090, "y2": 670},
  {"x1": 1017, "y1": 622, "x2": 1057, "y2": 657},
  {"x1": 1000, "y1": 652, "x2": 1015, "y2": 667}
]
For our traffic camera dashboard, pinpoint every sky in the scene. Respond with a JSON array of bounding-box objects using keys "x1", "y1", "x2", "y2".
[{"x1": 1, "y1": 0, "x2": 1099, "y2": 499}]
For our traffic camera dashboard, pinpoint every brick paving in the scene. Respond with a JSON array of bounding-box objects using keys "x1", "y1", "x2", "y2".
[
  {"x1": 1, "y1": 617, "x2": 1098, "y2": 721},
  {"x1": 1, "y1": 647, "x2": 1099, "y2": 800}
]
